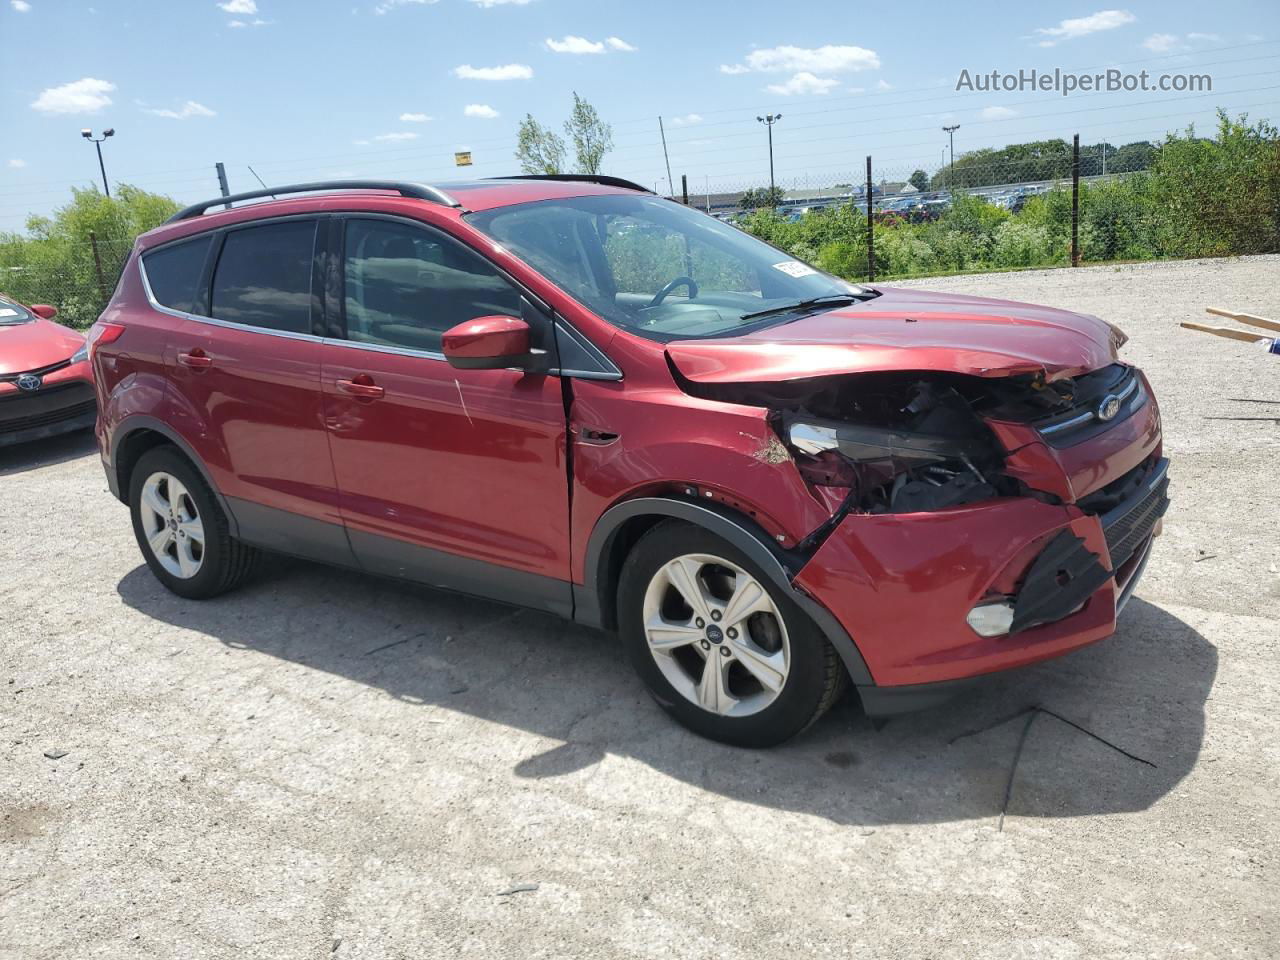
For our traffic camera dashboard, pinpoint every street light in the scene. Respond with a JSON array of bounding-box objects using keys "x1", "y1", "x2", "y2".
[
  {"x1": 81, "y1": 127, "x2": 115, "y2": 197},
  {"x1": 756, "y1": 113, "x2": 782, "y2": 206},
  {"x1": 942, "y1": 124, "x2": 960, "y2": 189}
]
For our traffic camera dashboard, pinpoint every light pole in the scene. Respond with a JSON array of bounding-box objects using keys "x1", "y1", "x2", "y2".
[
  {"x1": 81, "y1": 128, "x2": 115, "y2": 197},
  {"x1": 756, "y1": 113, "x2": 782, "y2": 206},
  {"x1": 942, "y1": 124, "x2": 959, "y2": 189}
]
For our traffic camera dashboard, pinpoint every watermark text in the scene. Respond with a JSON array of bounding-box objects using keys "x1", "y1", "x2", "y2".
[{"x1": 956, "y1": 68, "x2": 1212, "y2": 96}]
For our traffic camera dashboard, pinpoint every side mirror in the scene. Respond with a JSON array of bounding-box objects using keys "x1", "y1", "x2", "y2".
[
  {"x1": 30, "y1": 304, "x2": 58, "y2": 320},
  {"x1": 442, "y1": 315, "x2": 534, "y2": 370}
]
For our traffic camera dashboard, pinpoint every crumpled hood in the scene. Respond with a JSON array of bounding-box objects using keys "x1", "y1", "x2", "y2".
[
  {"x1": 665, "y1": 286, "x2": 1117, "y2": 384},
  {"x1": 0, "y1": 318, "x2": 85, "y2": 375}
]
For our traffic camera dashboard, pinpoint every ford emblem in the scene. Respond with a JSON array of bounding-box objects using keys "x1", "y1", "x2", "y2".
[{"x1": 1096, "y1": 394, "x2": 1122, "y2": 422}]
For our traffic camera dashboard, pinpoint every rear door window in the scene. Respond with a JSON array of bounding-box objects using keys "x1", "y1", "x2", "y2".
[
  {"x1": 210, "y1": 220, "x2": 318, "y2": 333},
  {"x1": 143, "y1": 235, "x2": 213, "y2": 314}
]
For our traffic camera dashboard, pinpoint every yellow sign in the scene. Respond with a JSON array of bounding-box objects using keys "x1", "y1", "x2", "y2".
[{"x1": 454, "y1": 151, "x2": 473, "y2": 167}]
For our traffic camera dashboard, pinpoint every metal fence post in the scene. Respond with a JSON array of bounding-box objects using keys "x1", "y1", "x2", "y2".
[
  {"x1": 216, "y1": 162, "x2": 232, "y2": 210},
  {"x1": 681, "y1": 174, "x2": 689, "y2": 205},
  {"x1": 89, "y1": 231, "x2": 108, "y2": 303},
  {"x1": 865, "y1": 155, "x2": 875, "y2": 282},
  {"x1": 1071, "y1": 134, "x2": 1080, "y2": 267}
]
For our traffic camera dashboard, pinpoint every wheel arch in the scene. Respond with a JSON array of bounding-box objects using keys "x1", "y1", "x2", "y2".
[
  {"x1": 575, "y1": 496, "x2": 874, "y2": 687},
  {"x1": 111, "y1": 416, "x2": 239, "y2": 538}
]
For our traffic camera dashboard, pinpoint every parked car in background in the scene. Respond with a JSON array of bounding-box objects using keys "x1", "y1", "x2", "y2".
[
  {"x1": 0, "y1": 294, "x2": 96, "y2": 447},
  {"x1": 89, "y1": 176, "x2": 1167, "y2": 747}
]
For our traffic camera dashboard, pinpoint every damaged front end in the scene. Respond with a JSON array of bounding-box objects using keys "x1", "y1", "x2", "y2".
[{"x1": 670, "y1": 360, "x2": 1166, "y2": 688}]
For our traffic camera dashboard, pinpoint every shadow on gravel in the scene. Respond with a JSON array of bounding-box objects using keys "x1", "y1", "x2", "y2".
[
  {"x1": 117, "y1": 558, "x2": 1215, "y2": 827},
  {"x1": 0, "y1": 429, "x2": 97, "y2": 477}
]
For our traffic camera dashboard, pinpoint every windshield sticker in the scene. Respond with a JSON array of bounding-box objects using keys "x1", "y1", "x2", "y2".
[
  {"x1": 0, "y1": 308, "x2": 19, "y2": 317},
  {"x1": 772, "y1": 261, "x2": 818, "y2": 278}
]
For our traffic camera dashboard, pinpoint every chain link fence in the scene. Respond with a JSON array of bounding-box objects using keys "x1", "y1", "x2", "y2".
[{"x1": 3, "y1": 120, "x2": 1277, "y2": 328}]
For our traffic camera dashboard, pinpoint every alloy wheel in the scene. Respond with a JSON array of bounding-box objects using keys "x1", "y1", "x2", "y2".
[
  {"x1": 641, "y1": 553, "x2": 791, "y2": 718},
  {"x1": 138, "y1": 471, "x2": 205, "y2": 579}
]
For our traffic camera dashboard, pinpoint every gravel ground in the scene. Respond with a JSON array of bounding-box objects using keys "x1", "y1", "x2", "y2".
[{"x1": 2, "y1": 255, "x2": 1277, "y2": 959}]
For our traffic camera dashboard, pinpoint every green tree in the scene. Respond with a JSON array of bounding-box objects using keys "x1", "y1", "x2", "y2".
[
  {"x1": 515, "y1": 114, "x2": 567, "y2": 175},
  {"x1": 908, "y1": 169, "x2": 929, "y2": 192},
  {"x1": 515, "y1": 93, "x2": 613, "y2": 175},
  {"x1": 739, "y1": 186, "x2": 784, "y2": 211},
  {"x1": 0, "y1": 184, "x2": 179, "y2": 328},
  {"x1": 565, "y1": 92, "x2": 613, "y2": 175}
]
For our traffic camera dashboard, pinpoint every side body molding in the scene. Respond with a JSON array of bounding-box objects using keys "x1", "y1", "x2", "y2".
[{"x1": 575, "y1": 496, "x2": 874, "y2": 687}]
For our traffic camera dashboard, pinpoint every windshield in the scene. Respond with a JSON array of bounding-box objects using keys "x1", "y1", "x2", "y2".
[
  {"x1": 466, "y1": 194, "x2": 871, "y2": 340},
  {"x1": 0, "y1": 300, "x2": 33, "y2": 326}
]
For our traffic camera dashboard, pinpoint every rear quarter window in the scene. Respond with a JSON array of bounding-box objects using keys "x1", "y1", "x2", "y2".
[{"x1": 142, "y1": 235, "x2": 213, "y2": 314}]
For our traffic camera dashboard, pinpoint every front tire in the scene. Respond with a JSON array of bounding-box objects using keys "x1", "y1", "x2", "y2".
[
  {"x1": 129, "y1": 446, "x2": 260, "y2": 600},
  {"x1": 618, "y1": 521, "x2": 846, "y2": 747}
]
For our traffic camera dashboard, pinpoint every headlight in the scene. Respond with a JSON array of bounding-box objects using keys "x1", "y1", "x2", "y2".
[
  {"x1": 786, "y1": 417, "x2": 970, "y2": 466},
  {"x1": 71, "y1": 342, "x2": 89, "y2": 364}
]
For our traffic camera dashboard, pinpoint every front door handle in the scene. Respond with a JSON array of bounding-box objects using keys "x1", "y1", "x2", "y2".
[
  {"x1": 337, "y1": 375, "x2": 385, "y2": 401},
  {"x1": 177, "y1": 349, "x2": 212, "y2": 370}
]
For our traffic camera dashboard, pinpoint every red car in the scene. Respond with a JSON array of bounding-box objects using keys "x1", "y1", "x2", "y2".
[
  {"x1": 1, "y1": 294, "x2": 96, "y2": 446},
  {"x1": 89, "y1": 177, "x2": 1167, "y2": 747}
]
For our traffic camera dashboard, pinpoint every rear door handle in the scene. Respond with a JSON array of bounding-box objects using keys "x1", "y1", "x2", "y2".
[
  {"x1": 336, "y1": 376, "x2": 385, "y2": 401},
  {"x1": 177, "y1": 349, "x2": 212, "y2": 370}
]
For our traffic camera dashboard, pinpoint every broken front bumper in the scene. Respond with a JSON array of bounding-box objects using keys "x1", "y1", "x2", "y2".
[{"x1": 794, "y1": 457, "x2": 1169, "y2": 707}]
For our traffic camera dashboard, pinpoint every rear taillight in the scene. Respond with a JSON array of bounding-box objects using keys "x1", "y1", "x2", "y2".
[{"x1": 86, "y1": 321, "x2": 125, "y2": 363}]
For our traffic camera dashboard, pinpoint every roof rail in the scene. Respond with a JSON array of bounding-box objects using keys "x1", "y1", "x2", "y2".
[
  {"x1": 165, "y1": 180, "x2": 461, "y2": 223},
  {"x1": 496, "y1": 174, "x2": 652, "y2": 194}
]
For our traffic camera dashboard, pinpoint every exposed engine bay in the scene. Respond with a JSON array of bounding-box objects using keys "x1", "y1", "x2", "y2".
[{"x1": 676, "y1": 366, "x2": 1111, "y2": 521}]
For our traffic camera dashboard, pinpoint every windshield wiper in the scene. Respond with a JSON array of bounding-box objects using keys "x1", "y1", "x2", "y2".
[{"x1": 738, "y1": 294, "x2": 861, "y2": 322}]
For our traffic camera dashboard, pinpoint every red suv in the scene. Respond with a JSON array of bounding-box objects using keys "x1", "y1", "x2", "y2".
[{"x1": 90, "y1": 177, "x2": 1168, "y2": 746}]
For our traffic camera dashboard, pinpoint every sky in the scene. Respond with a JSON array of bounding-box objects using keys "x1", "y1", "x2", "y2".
[{"x1": 1, "y1": 0, "x2": 1277, "y2": 230}]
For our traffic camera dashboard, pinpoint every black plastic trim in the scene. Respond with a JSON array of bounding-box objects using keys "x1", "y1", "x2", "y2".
[
  {"x1": 577, "y1": 496, "x2": 874, "y2": 686},
  {"x1": 107, "y1": 416, "x2": 240, "y2": 537},
  {"x1": 346, "y1": 528, "x2": 573, "y2": 618},
  {"x1": 495, "y1": 174, "x2": 652, "y2": 194},
  {"x1": 167, "y1": 180, "x2": 462, "y2": 223}
]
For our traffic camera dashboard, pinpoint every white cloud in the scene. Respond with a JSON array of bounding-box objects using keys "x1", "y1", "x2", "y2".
[
  {"x1": 464, "y1": 103, "x2": 499, "y2": 118},
  {"x1": 545, "y1": 35, "x2": 605, "y2": 54},
  {"x1": 719, "y1": 63, "x2": 750, "y2": 75},
  {"x1": 454, "y1": 62, "x2": 533, "y2": 80},
  {"x1": 227, "y1": 16, "x2": 268, "y2": 26},
  {"x1": 143, "y1": 100, "x2": 217, "y2": 120},
  {"x1": 980, "y1": 106, "x2": 1017, "y2": 120},
  {"x1": 766, "y1": 72, "x2": 839, "y2": 96},
  {"x1": 1033, "y1": 9, "x2": 1135, "y2": 46},
  {"x1": 373, "y1": 131, "x2": 419, "y2": 141},
  {"x1": 670, "y1": 113, "x2": 702, "y2": 126},
  {"x1": 8, "y1": 158, "x2": 27, "y2": 168},
  {"x1": 352, "y1": 139, "x2": 370, "y2": 145},
  {"x1": 399, "y1": 112, "x2": 431, "y2": 122},
  {"x1": 31, "y1": 77, "x2": 115, "y2": 114},
  {"x1": 1142, "y1": 32, "x2": 1179, "y2": 52},
  {"x1": 605, "y1": 36, "x2": 636, "y2": 51},
  {"x1": 724, "y1": 44, "x2": 880, "y2": 76},
  {"x1": 468, "y1": 0, "x2": 532, "y2": 5},
  {"x1": 217, "y1": 0, "x2": 256, "y2": 12},
  {"x1": 1144, "y1": 31, "x2": 1223, "y2": 52},
  {"x1": 876, "y1": 79, "x2": 892, "y2": 91},
  {"x1": 11, "y1": 1, "x2": 32, "y2": 12},
  {"x1": 374, "y1": 0, "x2": 436, "y2": 13}
]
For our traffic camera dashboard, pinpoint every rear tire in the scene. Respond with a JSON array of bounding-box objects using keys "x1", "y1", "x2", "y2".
[
  {"x1": 618, "y1": 520, "x2": 846, "y2": 747},
  {"x1": 129, "y1": 446, "x2": 260, "y2": 600}
]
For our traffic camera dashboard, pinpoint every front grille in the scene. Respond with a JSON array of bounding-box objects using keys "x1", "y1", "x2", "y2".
[
  {"x1": 1101, "y1": 462, "x2": 1170, "y2": 571},
  {"x1": 1033, "y1": 364, "x2": 1145, "y2": 448},
  {"x1": 0, "y1": 382, "x2": 97, "y2": 435},
  {"x1": 0, "y1": 357, "x2": 72, "y2": 383}
]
